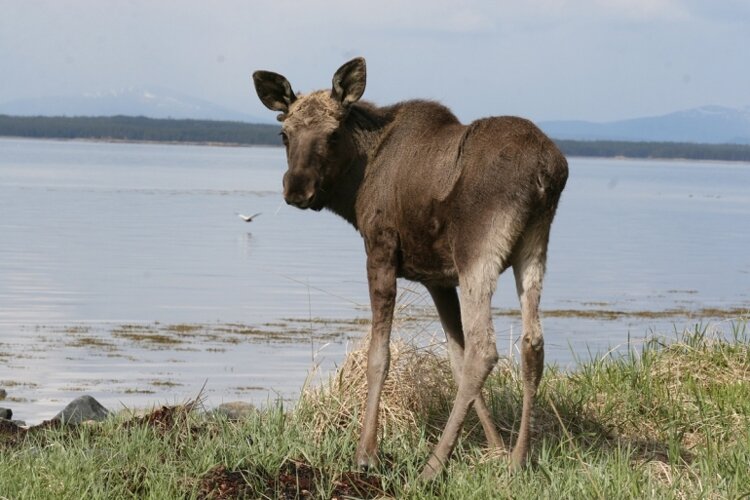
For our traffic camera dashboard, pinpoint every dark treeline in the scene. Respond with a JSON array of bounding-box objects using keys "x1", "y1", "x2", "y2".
[
  {"x1": 0, "y1": 114, "x2": 282, "y2": 146},
  {"x1": 556, "y1": 139, "x2": 750, "y2": 162},
  {"x1": 2, "y1": 115, "x2": 750, "y2": 162}
]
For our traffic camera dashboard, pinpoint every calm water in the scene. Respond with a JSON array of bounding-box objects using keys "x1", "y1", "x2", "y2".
[{"x1": 1, "y1": 138, "x2": 749, "y2": 422}]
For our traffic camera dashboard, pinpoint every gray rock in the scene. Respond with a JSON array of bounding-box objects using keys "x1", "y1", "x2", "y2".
[
  {"x1": 55, "y1": 395, "x2": 110, "y2": 424},
  {"x1": 0, "y1": 388, "x2": 6, "y2": 400},
  {"x1": 213, "y1": 401, "x2": 256, "y2": 421},
  {"x1": 0, "y1": 407, "x2": 11, "y2": 420}
]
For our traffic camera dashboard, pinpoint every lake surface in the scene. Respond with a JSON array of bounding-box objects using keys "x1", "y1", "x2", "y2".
[{"x1": 1, "y1": 137, "x2": 749, "y2": 423}]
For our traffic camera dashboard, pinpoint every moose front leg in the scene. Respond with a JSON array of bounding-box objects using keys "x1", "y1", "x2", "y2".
[{"x1": 355, "y1": 232, "x2": 398, "y2": 469}]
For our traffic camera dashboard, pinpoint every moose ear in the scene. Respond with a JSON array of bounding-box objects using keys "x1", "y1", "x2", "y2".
[
  {"x1": 253, "y1": 70, "x2": 296, "y2": 113},
  {"x1": 331, "y1": 57, "x2": 366, "y2": 107}
]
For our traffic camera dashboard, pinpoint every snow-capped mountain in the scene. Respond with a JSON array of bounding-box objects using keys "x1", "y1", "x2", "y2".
[
  {"x1": 0, "y1": 86, "x2": 270, "y2": 123},
  {"x1": 539, "y1": 105, "x2": 750, "y2": 144}
]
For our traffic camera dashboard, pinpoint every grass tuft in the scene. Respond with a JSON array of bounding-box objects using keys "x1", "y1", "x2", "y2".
[{"x1": 297, "y1": 335, "x2": 458, "y2": 441}]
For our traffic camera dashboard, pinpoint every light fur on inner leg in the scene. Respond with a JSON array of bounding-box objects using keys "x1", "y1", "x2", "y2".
[
  {"x1": 429, "y1": 286, "x2": 505, "y2": 449},
  {"x1": 356, "y1": 331, "x2": 390, "y2": 467},
  {"x1": 510, "y1": 221, "x2": 550, "y2": 468}
]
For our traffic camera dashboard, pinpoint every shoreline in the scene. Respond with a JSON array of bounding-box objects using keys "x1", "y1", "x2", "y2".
[
  {"x1": 2, "y1": 134, "x2": 750, "y2": 163},
  {"x1": 0, "y1": 134, "x2": 270, "y2": 149},
  {"x1": 2, "y1": 307, "x2": 748, "y2": 425}
]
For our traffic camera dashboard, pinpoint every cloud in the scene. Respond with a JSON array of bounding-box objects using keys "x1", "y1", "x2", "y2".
[
  {"x1": 259, "y1": 0, "x2": 495, "y2": 35},
  {"x1": 0, "y1": 0, "x2": 748, "y2": 122},
  {"x1": 591, "y1": 0, "x2": 690, "y2": 20}
]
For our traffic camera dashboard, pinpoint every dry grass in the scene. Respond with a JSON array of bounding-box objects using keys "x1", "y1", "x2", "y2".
[
  {"x1": 650, "y1": 333, "x2": 750, "y2": 390},
  {"x1": 298, "y1": 334, "x2": 457, "y2": 440}
]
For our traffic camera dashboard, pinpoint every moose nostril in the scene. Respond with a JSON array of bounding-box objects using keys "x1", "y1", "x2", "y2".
[{"x1": 283, "y1": 190, "x2": 315, "y2": 208}]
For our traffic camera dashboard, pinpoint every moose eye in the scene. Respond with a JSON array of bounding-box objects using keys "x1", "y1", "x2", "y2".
[
  {"x1": 327, "y1": 131, "x2": 340, "y2": 146},
  {"x1": 279, "y1": 131, "x2": 289, "y2": 146}
]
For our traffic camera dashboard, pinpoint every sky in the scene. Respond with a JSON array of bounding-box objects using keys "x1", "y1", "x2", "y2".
[{"x1": 1, "y1": 0, "x2": 748, "y2": 123}]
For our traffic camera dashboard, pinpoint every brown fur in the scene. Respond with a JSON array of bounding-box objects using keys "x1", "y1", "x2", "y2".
[{"x1": 253, "y1": 57, "x2": 568, "y2": 479}]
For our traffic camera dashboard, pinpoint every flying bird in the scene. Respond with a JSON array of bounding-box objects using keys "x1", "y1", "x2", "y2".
[{"x1": 236, "y1": 212, "x2": 262, "y2": 222}]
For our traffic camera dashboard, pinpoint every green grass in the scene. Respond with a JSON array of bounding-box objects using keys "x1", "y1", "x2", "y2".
[{"x1": 1, "y1": 323, "x2": 748, "y2": 499}]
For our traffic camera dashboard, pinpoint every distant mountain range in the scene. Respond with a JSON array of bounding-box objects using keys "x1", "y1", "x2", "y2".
[
  {"x1": 1, "y1": 89, "x2": 749, "y2": 144},
  {"x1": 0, "y1": 86, "x2": 270, "y2": 124},
  {"x1": 539, "y1": 105, "x2": 750, "y2": 145}
]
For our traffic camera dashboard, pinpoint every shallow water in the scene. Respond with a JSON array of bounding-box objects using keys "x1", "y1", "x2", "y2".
[{"x1": 1, "y1": 138, "x2": 748, "y2": 423}]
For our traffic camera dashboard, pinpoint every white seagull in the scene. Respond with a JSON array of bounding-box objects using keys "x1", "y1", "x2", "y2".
[{"x1": 236, "y1": 212, "x2": 262, "y2": 222}]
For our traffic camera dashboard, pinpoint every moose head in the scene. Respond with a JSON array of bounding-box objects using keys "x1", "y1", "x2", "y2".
[{"x1": 253, "y1": 58, "x2": 366, "y2": 211}]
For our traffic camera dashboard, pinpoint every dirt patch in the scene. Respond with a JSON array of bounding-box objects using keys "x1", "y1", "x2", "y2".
[
  {"x1": 329, "y1": 470, "x2": 385, "y2": 499},
  {"x1": 195, "y1": 458, "x2": 387, "y2": 499},
  {"x1": 0, "y1": 418, "x2": 64, "y2": 449},
  {"x1": 120, "y1": 401, "x2": 216, "y2": 445},
  {"x1": 124, "y1": 403, "x2": 193, "y2": 433},
  {"x1": 272, "y1": 459, "x2": 386, "y2": 499},
  {"x1": 0, "y1": 419, "x2": 24, "y2": 442},
  {"x1": 196, "y1": 465, "x2": 252, "y2": 499}
]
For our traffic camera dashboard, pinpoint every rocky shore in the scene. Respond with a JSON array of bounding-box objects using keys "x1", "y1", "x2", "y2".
[{"x1": 0, "y1": 387, "x2": 256, "y2": 430}]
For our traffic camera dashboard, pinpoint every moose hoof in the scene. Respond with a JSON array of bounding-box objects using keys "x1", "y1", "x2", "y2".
[
  {"x1": 509, "y1": 449, "x2": 529, "y2": 472},
  {"x1": 355, "y1": 451, "x2": 378, "y2": 471}
]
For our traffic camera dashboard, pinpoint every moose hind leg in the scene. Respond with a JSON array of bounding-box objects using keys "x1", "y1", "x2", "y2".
[
  {"x1": 509, "y1": 224, "x2": 550, "y2": 469},
  {"x1": 420, "y1": 258, "x2": 502, "y2": 480},
  {"x1": 427, "y1": 285, "x2": 504, "y2": 450}
]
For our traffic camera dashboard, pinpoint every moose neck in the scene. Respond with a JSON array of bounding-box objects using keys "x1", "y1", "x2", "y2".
[{"x1": 324, "y1": 102, "x2": 394, "y2": 229}]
